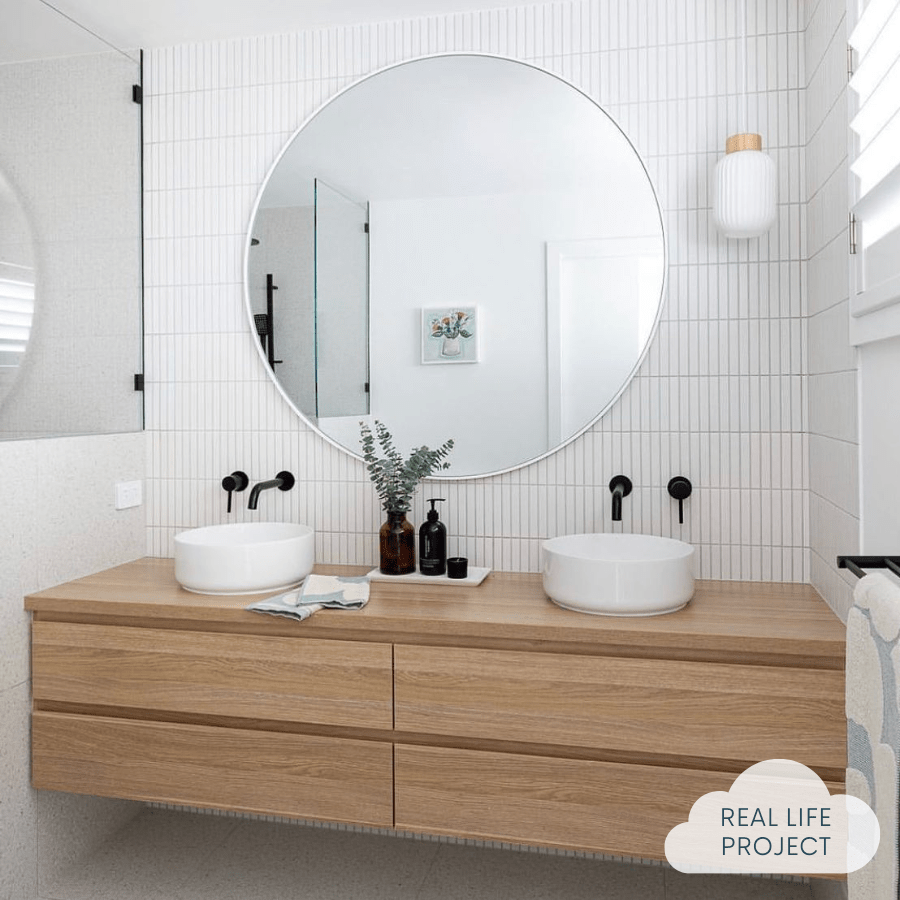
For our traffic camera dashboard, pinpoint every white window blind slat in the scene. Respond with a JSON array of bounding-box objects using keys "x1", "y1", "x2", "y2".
[
  {"x1": 0, "y1": 311, "x2": 32, "y2": 328},
  {"x1": 851, "y1": 105, "x2": 900, "y2": 200},
  {"x1": 849, "y1": 2, "x2": 900, "y2": 102},
  {"x1": 0, "y1": 295, "x2": 34, "y2": 315},
  {"x1": 850, "y1": 59, "x2": 900, "y2": 149},
  {"x1": 851, "y1": 0, "x2": 896, "y2": 56},
  {"x1": 0, "y1": 281, "x2": 34, "y2": 303},
  {"x1": 0, "y1": 263, "x2": 35, "y2": 364},
  {"x1": 849, "y1": 0, "x2": 900, "y2": 337}
]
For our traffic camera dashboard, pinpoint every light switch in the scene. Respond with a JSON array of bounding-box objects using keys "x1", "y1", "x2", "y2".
[{"x1": 115, "y1": 480, "x2": 143, "y2": 510}]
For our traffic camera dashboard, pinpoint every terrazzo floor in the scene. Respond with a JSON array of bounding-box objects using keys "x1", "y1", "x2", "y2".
[{"x1": 40, "y1": 808, "x2": 822, "y2": 900}]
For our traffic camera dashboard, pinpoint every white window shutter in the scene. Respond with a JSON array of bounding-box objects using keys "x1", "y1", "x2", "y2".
[{"x1": 849, "y1": 0, "x2": 900, "y2": 340}]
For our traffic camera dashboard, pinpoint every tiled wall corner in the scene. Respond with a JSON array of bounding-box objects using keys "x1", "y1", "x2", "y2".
[
  {"x1": 144, "y1": 0, "x2": 809, "y2": 583},
  {"x1": 804, "y1": 0, "x2": 857, "y2": 621},
  {"x1": 0, "y1": 432, "x2": 147, "y2": 900}
]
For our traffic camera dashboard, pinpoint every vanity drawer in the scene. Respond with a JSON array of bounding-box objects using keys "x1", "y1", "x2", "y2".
[
  {"x1": 32, "y1": 621, "x2": 393, "y2": 729},
  {"x1": 394, "y1": 645, "x2": 846, "y2": 770},
  {"x1": 395, "y1": 744, "x2": 740, "y2": 858},
  {"x1": 33, "y1": 711, "x2": 394, "y2": 827}
]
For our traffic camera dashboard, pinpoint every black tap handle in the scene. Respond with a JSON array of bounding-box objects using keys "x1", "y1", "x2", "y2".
[
  {"x1": 221, "y1": 471, "x2": 249, "y2": 513},
  {"x1": 667, "y1": 476, "x2": 692, "y2": 525},
  {"x1": 275, "y1": 471, "x2": 295, "y2": 491},
  {"x1": 608, "y1": 475, "x2": 633, "y2": 496}
]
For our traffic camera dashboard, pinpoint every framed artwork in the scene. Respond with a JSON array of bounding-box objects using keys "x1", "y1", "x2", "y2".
[{"x1": 422, "y1": 307, "x2": 478, "y2": 364}]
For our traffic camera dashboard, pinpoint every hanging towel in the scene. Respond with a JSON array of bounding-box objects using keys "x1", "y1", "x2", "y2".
[
  {"x1": 247, "y1": 574, "x2": 369, "y2": 621},
  {"x1": 847, "y1": 572, "x2": 900, "y2": 900}
]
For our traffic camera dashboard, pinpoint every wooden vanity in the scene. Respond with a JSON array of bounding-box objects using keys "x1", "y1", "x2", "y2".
[{"x1": 26, "y1": 559, "x2": 846, "y2": 864}]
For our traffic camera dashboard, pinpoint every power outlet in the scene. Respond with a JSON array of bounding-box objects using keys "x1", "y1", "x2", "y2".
[{"x1": 115, "y1": 480, "x2": 143, "y2": 510}]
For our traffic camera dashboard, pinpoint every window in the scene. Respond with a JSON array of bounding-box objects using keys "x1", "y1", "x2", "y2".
[
  {"x1": 0, "y1": 261, "x2": 35, "y2": 373},
  {"x1": 849, "y1": 0, "x2": 900, "y2": 340}
]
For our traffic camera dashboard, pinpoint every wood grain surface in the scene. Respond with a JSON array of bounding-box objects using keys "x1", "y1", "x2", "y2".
[
  {"x1": 33, "y1": 620, "x2": 392, "y2": 728},
  {"x1": 26, "y1": 558, "x2": 847, "y2": 864},
  {"x1": 33, "y1": 711, "x2": 393, "y2": 826},
  {"x1": 25, "y1": 558, "x2": 846, "y2": 665},
  {"x1": 394, "y1": 744, "x2": 845, "y2": 863},
  {"x1": 394, "y1": 644, "x2": 846, "y2": 771}
]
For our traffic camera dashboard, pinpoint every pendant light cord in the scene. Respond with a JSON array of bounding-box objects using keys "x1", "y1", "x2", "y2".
[{"x1": 739, "y1": 0, "x2": 748, "y2": 133}]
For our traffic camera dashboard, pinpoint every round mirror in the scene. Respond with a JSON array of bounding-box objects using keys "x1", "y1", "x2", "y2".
[
  {"x1": 0, "y1": 170, "x2": 35, "y2": 414},
  {"x1": 246, "y1": 54, "x2": 665, "y2": 478}
]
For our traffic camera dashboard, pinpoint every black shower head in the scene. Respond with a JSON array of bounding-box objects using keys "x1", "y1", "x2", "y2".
[
  {"x1": 254, "y1": 313, "x2": 270, "y2": 336},
  {"x1": 251, "y1": 237, "x2": 259, "y2": 246}
]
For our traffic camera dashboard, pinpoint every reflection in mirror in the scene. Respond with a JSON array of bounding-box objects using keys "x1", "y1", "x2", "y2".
[
  {"x1": 0, "y1": 0, "x2": 142, "y2": 440},
  {"x1": 0, "y1": 173, "x2": 34, "y2": 410},
  {"x1": 247, "y1": 55, "x2": 665, "y2": 477}
]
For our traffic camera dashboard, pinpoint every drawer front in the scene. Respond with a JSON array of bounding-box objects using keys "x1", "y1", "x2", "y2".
[
  {"x1": 395, "y1": 744, "x2": 741, "y2": 859},
  {"x1": 33, "y1": 621, "x2": 392, "y2": 729},
  {"x1": 33, "y1": 711, "x2": 393, "y2": 827},
  {"x1": 394, "y1": 644, "x2": 846, "y2": 770}
]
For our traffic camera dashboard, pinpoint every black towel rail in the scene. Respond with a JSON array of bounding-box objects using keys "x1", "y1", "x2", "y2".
[{"x1": 837, "y1": 555, "x2": 900, "y2": 580}]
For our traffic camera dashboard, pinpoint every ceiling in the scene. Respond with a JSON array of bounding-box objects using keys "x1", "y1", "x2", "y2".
[{"x1": 1, "y1": 0, "x2": 566, "y2": 63}]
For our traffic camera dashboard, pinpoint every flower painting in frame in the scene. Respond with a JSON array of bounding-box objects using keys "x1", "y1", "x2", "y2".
[{"x1": 422, "y1": 307, "x2": 478, "y2": 364}]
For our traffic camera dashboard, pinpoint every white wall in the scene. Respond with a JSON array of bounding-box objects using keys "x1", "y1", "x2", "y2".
[
  {"x1": 859, "y1": 336, "x2": 900, "y2": 555},
  {"x1": 144, "y1": 0, "x2": 809, "y2": 585},
  {"x1": 0, "y1": 432, "x2": 146, "y2": 900},
  {"x1": 366, "y1": 182, "x2": 662, "y2": 475},
  {"x1": 804, "y1": 0, "x2": 858, "y2": 621},
  {"x1": 369, "y1": 192, "x2": 559, "y2": 474}
]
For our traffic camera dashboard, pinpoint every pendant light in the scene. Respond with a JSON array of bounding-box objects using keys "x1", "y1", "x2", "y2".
[{"x1": 713, "y1": 0, "x2": 777, "y2": 239}]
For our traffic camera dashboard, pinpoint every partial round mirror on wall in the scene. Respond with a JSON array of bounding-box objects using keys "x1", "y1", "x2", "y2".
[
  {"x1": 245, "y1": 53, "x2": 666, "y2": 478},
  {"x1": 0, "y1": 170, "x2": 35, "y2": 414}
]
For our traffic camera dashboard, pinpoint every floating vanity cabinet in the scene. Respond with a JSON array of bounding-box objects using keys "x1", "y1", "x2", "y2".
[
  {"x1": 392, "y1": 644, "x2": 845, "y2": 855},
  {"x1": 26, "y1": 558, "x2": 847, "y2": 866},
  {"x1": 29, "y1": 591, "x2": 394, "y2": 827}
]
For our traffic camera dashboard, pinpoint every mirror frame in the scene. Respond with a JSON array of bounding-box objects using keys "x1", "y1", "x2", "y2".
[{"x1": 243, "y1": 52, "x2": 668, "y2": 480}]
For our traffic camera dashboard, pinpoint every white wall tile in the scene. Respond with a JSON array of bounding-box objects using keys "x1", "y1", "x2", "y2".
[
  {"x1": 804, "y1": 0, "x2": 857, "y2": 617},
  {"x1": 143, "y1": 0, "x2": 814, "y2": 586}
]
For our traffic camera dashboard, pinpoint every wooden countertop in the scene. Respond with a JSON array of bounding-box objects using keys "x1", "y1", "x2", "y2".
[{"x1": 25, "y1": 558, "x2": 845, "y2": 667}]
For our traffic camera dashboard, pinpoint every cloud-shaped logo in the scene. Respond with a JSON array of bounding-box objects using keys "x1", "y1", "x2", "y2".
[{"x1": 665, "y1": 759, "x2": 880, "y2": 875}]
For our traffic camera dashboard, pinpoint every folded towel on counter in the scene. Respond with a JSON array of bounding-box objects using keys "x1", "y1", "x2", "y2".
[
  {"x1": 847, "y1": 572, "x2": 900, "y2": 900},
  {"x1": 246, "y1": 574, "x2": 369, "y2": 621}
]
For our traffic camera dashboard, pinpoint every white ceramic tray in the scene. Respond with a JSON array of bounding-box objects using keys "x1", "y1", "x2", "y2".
[{"x1": 366, "y1": 566, "x2": 491, "y2": 587}]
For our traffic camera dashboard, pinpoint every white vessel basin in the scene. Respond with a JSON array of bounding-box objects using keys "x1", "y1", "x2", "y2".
[
  {"x1": 541, "y1": 533, "x2": 695, "y2": 616},
  {"x1": 174, "y1": 522, "x2": 315, "y2": 595}
]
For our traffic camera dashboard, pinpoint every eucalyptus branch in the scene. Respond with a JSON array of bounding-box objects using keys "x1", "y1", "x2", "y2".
[{"x1": 360, "y1": 420, "x2": 454, "y2": 513}]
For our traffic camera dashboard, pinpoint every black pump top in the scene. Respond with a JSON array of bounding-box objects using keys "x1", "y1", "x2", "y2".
[{"x1": 426, "y1": 498, "x2": 445, "y2": 522}]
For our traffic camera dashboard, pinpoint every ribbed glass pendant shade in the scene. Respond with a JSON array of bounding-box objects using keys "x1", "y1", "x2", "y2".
[{"x1": 713, "y1": 133, "x2": 777, "y2": 239}]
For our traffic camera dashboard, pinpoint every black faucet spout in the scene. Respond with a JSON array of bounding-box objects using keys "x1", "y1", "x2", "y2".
[
  {"x1": 608, "y1": 475, "x2": 632, "y2": 522},
  {"x1": 247, "y1": 470, "x2": 296, "y2": 510}
]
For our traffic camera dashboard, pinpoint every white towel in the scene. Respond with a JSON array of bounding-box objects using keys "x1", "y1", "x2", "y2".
[
  {"x1": 854, "y1": 572, "x2": 900, "y2": 642},
  {"x1": 847, "y1": 572, "x2": 900, "y2": 900},
  {"x1": 247, "y1": 574, "x2": 369, "y2": 621}
]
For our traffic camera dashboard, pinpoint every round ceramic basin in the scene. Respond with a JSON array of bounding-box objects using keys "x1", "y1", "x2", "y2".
[
  {"x1": 541, "y1": 533, "x2": 695, "y2": 616},
  {"x1": 174, "y1": 522, "x2": 315, "y2": 595}
]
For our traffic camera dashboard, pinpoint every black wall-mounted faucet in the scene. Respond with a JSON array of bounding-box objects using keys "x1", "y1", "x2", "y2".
[
  {"x1": 221, "y1": 471, "x2": 248, "y2": 513},
  {"x1": 248, "y1": 470, "x2": 296, "y2": 510},
  {"x1": 667, "y1": 476, "x2": 693, "y2": 525},
  {"x1": 609, "y1": 475, "x2": 632, "y2": 522}
]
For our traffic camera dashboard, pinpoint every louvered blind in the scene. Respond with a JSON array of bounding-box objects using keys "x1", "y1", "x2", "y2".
[
  {"x1": 0, "y1": 262, "x2": 35, "y2": 369},
  {"x1": 849, "y1": 0, "x2": 900, "y2": 333}
]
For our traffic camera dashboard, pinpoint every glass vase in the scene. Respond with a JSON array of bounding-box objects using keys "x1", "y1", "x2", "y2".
[{"x1": 379, "y1": 510, "x2": 415, "y2": 575}]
